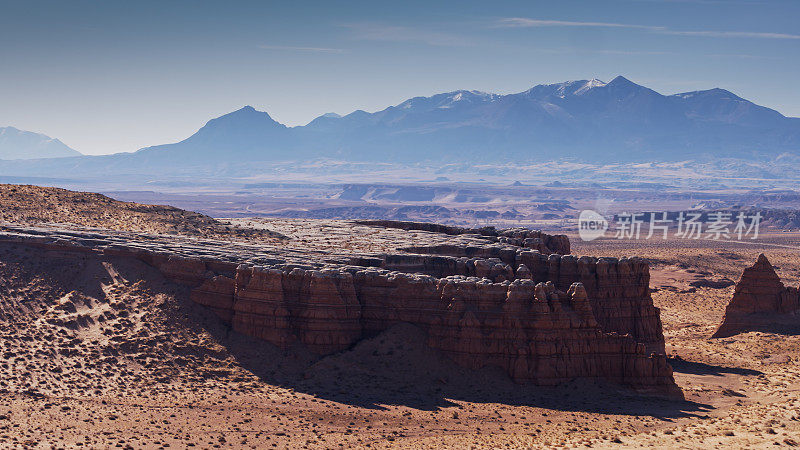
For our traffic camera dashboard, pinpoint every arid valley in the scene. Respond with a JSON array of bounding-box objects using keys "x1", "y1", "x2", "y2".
[{"x1": 0, "y1": 184, "x2": 796, "y2": 448}]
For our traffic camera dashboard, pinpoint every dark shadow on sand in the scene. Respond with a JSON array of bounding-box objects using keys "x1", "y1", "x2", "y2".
[
  {"x1": 184, "y1": 297, "x2": 711, "y2": 419},
  {"x1": 668, "y1": 357, "x2": 763, "y2": 377}
]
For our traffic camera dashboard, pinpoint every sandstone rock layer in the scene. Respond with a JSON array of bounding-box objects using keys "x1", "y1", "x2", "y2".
[
  {"x1": 713, "y1": 254, "x2": 800, "y2": 338},
  {"x1": 0, "y1": 221, "x2": 679, "y2": 397}
]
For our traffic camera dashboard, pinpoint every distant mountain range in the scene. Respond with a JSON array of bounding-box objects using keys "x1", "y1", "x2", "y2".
[
  {"x1": 0, "y1": 127, "x2": 81, "y2": 160},
  {"x1": 134, "y1": 75, "x2": 800, "y2": 164},
  {"x1": 0, "y1": 76, "x2": 798, "y2": 181}
]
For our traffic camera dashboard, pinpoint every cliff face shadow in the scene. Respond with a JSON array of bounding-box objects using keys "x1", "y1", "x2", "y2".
[
  {"x1": 187, "y1": 298, "x2": 709, "y2": 419},
  {"x1": 723, "y1": 324, "x2": 800, "y2": 337},
  {"x1": 668, "y1": 357, "x2": 763, "y2": 377}
]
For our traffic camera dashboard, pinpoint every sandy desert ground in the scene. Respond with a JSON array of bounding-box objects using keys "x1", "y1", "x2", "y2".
[{"x1": 0, "y1": 186, "x2": 798, "y2": 448}]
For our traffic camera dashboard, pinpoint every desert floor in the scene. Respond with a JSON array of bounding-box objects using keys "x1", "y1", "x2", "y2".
[{"x1": 0, "y1": 227, "x2": 798, "y2": 448}]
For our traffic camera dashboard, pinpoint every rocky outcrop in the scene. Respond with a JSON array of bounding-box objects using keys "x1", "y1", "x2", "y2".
[
  {"x1": 713, "y1": 254, "x2": 800, "y2": 338},
  {"x1": 359, "y1": 250, "x2": 665, "y2": 355},
  {"x1": 232, "y1": 267, "x2": 362, "y2": 354},
  {"x1": 355, "y1": 220, "x2": 491, "y2": 236},
  {"x1": 0, "y1": 221, "x2": 678, "y2": 397},
  {"x1": 496, "y1": 229, "x2": 571, "y2": 256},
  {"x1": 174, "y1": 260, "x2": 679, "y2": 396},
  {"x1": 395, "y1": 245, "x2": 520, "y2": 266},
  {"x1": 515, "y1": 251, "x2": 665, "y2": 354},
  {"x1": 191, "y1": 275, "x2": 236, "y2": 321},
  {"x1": 146, "y1": 256, "x2": 676, "y2": 396},
  {"x1": 426, "y1": 279, "x2": 674, "y2": 392},
  {"x1": 357, "y1": 220, "x2": 570, "y2": 255}
]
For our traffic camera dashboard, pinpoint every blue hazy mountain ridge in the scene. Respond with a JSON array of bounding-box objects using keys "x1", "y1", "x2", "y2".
[
  {"x1": 0, "y1": 127, "x2": 81, "y2": 160},
  {"x1": 133, "y1": 76, "x2": 800, "y2": 165},
  {"x1": 132, "y1": 106, "x2": 292, "y2": 164},
  {"x1": 1, "y1": 76, "x2": 798, "y2": 180}
]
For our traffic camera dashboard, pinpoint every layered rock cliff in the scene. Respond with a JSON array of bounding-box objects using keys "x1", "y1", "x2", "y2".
[
  {"x1": 0, "y1": 221, "x2": 679, "y2": 397},
  {"x1": 713, "y1": 254, "x2": 800, "y2": 338},
  {"x1": 356, "y1": 220, "x2": 571, "y2": 255},
  {"x1": 353, "y1": 249, "x2": 664, "y2": 354},
  {"x1": 157, "y1": 256, "x2": 675, "y2": 394}
]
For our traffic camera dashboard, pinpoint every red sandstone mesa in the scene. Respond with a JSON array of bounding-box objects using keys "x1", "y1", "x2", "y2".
[
  {"x1": 0, "y1": 221, "x2": 681, "y2": 398},
  {"x1": 713, "y1": 254, "x2": 800, "y2": 338},
  {"x1": 169, "y1": 244, "x2": 676, "y2": 396},
  {"x1": 183, "y1": 261, "x2": 679, "y2": 396}
]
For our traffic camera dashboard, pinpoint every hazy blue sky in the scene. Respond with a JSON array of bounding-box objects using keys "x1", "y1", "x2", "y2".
[{"x1": 1, "y1": 0, "x2": 798, "y2": 155}]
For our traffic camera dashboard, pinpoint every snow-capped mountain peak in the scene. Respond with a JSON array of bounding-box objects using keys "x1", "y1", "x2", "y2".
[{"x1": 574, "y1": 78, "x2": 607, "y2": 95}]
